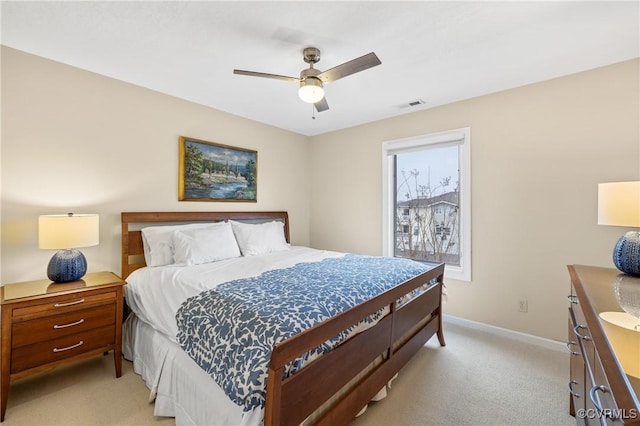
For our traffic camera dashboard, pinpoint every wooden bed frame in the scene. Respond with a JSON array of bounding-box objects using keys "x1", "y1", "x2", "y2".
[{"x1": 121, "y1": 211, "x2": 445, "y2": 426}]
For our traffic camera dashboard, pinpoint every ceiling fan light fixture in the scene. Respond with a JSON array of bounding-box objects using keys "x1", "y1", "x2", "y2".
[
  {"x1": 298, "y1": 77, "x2": 324, "y2": 104},
  {"x1": 234, "y1": 48, "x2": 380, "y2": 113}
]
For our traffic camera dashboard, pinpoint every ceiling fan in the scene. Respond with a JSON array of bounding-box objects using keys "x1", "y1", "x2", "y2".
[{"x1": 233, "y1": 47, "x2": 381, "y2": 112}]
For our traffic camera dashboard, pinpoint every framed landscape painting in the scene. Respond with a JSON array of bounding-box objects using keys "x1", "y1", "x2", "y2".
[{"x1": 178, "y1": 136, "x2": 257, "y2": 202}]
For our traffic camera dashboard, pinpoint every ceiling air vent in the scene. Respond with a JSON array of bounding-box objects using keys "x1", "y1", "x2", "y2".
[{"x1": 398, "y1": 99, "x2": 426, "y2": 109}]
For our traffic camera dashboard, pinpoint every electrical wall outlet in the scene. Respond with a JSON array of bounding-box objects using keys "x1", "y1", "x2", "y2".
[{"x1": 518, "y1": 300, "x2": 528, "y2": 313}]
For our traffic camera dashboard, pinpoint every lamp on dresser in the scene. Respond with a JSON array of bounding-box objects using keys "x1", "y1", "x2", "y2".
[
  {"x1": 38, "y1": 213, "x2": 99, "y2": 283},
  {"x1": 598, "y1": 181, "x2": 640, "y2": 276}
]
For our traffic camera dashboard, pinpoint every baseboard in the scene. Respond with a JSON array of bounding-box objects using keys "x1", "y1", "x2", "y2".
[{"x1": 442, "y1": 314, "x2": 566, "y2": 353}]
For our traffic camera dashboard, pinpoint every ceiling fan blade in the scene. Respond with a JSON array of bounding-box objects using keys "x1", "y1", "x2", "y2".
[
  {"x1": 233, "y1": 69, "x2": 300, "y2": 84},
  {"x1": 314, "y1": 97, "x2": 329, "y2": 112},
  {"x1": 317, "y1": 52, "x2": 381, "y2": 83}
]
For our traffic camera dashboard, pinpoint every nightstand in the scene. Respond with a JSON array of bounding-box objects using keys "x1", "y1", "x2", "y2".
[{"x1": 0, "y1": 271, "x2": 125, "y2": 422}]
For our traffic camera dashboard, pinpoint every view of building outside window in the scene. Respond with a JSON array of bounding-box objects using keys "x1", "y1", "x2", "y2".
[{"x1": 394, "y1": 145, "x2": 460, "y2": 266}]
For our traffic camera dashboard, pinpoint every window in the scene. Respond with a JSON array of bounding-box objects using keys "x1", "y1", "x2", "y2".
[{"x1": 382, "y1": 127, "x2": 471, "y2": 281}]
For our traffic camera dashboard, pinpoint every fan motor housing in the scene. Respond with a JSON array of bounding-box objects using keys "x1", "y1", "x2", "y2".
[
  {"x1": 300, "y1": 67, "x2": 321, "y2": 80},
  {"x1": 299, "y1": 75, "x2": 323, "y2": 90}
]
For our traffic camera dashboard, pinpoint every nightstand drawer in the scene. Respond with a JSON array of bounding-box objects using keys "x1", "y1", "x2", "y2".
[
  {"x1": 12, "y1": 304, "x2": 116, "y2": 348},
  {"x1": 11, "y1": 325, "x2": 115, "y2": 374},
  {"x1": 12, "y1": 291, "x2": 116, "y2": 321}
]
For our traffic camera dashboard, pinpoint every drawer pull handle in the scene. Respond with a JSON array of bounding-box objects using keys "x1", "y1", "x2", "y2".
[
  {"x1": 53, "y1": 340, "x2": 84, "y2": 353},
  {"x1": 573, "y1": 324, "x2": 591, "y2": 341},
  {"x1": 589, "y1": 385, "x2": 617, "y2": 418},
  {"x1": 568, "y1": 380, "x2": 581, "y2": 398},
  {"x1": 567, "y1": 294, "x2": 579, "y2": 304},
  {"x1": 53, "y1": 319, "x2": 84, "y2": 329},
  {"x1": 566, "y1": 341, "x2": 580, "y2": 356},
  {"x1": 54, "y1": 298, "x2": 85, "y2": 308}
]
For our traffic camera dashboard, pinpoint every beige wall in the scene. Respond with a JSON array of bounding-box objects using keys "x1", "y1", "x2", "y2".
[
  {"x1": 2, "y1": 46, "x2": 639, "y2": 342},
  {"x1": 1, "y1": 47, "x2": 310, "y2": 283},
  {"x1": 309, "y1": 59, "x2": 640, "y2": 341}
]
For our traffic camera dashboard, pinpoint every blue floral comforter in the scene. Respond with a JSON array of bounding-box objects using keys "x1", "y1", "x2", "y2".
[{"x1": 175, "y1": 254, "x2": 435, "y2": 413}]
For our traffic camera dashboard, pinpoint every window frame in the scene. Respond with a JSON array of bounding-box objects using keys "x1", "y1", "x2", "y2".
[{"x1": 382, "y1": 127, "x2": 471, "y2": 282}]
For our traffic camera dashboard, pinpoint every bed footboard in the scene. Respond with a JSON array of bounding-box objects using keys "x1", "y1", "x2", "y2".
[{"x1": 264, "y1": 263, "x2": 445, "y2": 426}]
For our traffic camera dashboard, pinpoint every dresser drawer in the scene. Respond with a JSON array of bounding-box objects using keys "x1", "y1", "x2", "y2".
[
  {"x1": 11, "y1": 325, "x2": 115, "y2": 373},
  {"x1": 569, "y1": 309, "x2": 586, "y2": 414},
  {"x1": 570, "y1": 284, "x2": 596, "y2": 371},
  {"x1": 12, "y1": 304, "x2": 116, "y2": 348},
  {"x1": 12, "y1": 291, "x2": 116, "y2": 321}
]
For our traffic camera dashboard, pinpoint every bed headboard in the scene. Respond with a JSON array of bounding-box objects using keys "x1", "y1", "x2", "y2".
[{"x1": 121, "y1": 211, "x2": 290, "y2": 279}]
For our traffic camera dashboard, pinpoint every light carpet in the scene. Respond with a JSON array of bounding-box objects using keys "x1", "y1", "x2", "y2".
[{"x1": 2, "y1": 321, "x2": 574, "y2": 425}]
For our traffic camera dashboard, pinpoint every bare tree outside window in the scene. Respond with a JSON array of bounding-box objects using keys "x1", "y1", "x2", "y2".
[{"x1": 394, "y1": 146, "x2": 460, "y2": 266}]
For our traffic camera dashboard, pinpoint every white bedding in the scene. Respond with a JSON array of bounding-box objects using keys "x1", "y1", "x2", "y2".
[
  {"x1": 124, "y1": 313, "x2": 257, "y2": 425},
  {"x1": 124, "y1": 246, "x2": 344, "y2": 342}
]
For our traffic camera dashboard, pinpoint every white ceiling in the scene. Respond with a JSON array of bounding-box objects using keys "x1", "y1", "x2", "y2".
[{"x1": 2, "y1": 1, "x2": 639, "y2": 136}]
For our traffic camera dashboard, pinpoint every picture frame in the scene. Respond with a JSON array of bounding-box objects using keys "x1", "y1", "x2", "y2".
[{"x1": 178, "y1": 136, "x2": 257, "y2": 202}]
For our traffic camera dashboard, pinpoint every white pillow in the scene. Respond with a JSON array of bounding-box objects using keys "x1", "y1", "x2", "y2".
[
  {"x1": 141, "y1": 222, "x2": 214, "y2": 267},
  {"x1": 230, "y1": 220, "x2": 290, "y2": 256},
  {"x1": 172, "y1": 222, "x2": 241, "y2": 266}
]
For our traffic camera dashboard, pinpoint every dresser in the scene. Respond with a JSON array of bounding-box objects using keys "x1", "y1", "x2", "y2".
[
  {"x1": 568, "y1": 265, "x2": 640, "y2": 425},
  {"x1": 0, "y1": 271, "x2": 125, "y2": 422}
]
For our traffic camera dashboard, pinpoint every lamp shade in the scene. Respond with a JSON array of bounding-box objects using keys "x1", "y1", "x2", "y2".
[
  {"x1": 598, "y1": 181, "x2": 640, "y2": 227},
  {"x1": 39, "y1": 213, "x2": 99, "y2": 249},
  {"x1": 598, "y1": 181, "x2": 640, "y2": 276}
]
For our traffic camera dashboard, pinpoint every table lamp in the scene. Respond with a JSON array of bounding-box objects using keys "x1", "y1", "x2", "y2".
[
  {"x1": 598, "y1": 181, "x2": 640, "y2": 276},
  {"x1": 38, "y1": 213, "x2": 99, "y2": 283}
]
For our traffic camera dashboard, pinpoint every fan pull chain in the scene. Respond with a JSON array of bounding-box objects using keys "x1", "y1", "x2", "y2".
[{"x1": 312, "y1": 104, "x2": 316, "y2": 120}]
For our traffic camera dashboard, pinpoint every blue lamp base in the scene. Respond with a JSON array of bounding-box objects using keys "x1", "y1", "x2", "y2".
[
  {"x1": 47, "y1": 249, "x2": 87, "y2": 283},
  {"x1": 613, "y1": 231, "x2": 640, "y2": 277}
]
